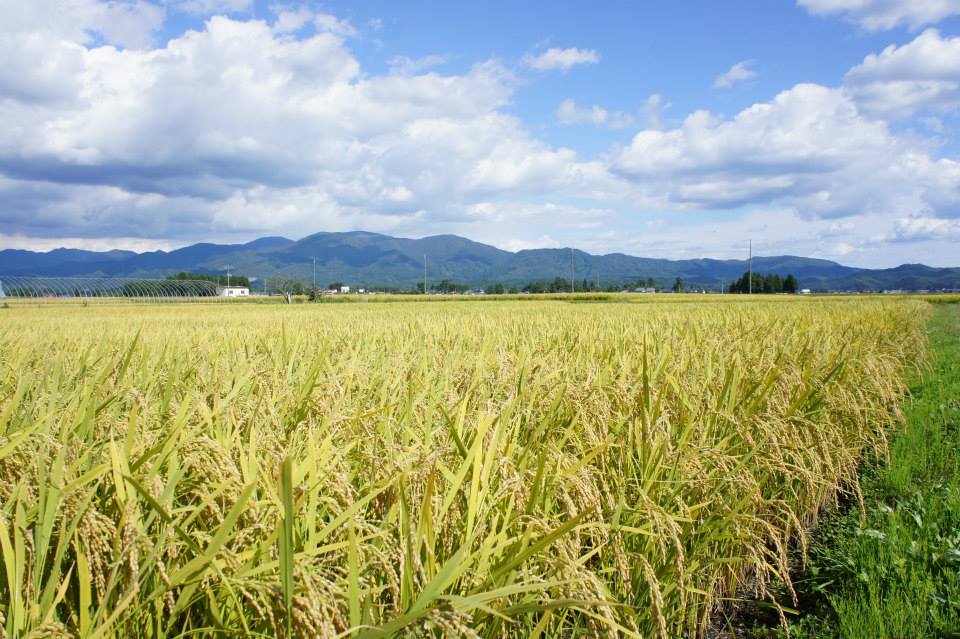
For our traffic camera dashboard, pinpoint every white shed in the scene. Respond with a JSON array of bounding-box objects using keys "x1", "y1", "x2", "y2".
[{"x1": 219, "y1": 286, "x2": 249, "y2": 297}]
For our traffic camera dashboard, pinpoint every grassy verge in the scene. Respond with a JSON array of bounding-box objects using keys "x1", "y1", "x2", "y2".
[{"x1": 753, "y1": 303, "x2": 960, "y2": 638}]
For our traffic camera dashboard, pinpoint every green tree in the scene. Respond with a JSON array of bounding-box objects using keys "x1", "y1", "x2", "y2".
[
  {"x1": 672, "y1": 277, "x2": 684, "y2": 293},
  {"x1": 525, "y1": 281, "x2": 548, "y2": 294},
  {"x1": 763, "y1": 273, "x2": 784, "y2": 293},
  {"x1": 783, "y1": 274, "x2": 799, "y2": 293},
  {"x1": 550, "y1": 277, "x2": 570, "y2": 293},
  {"x1": 728, "y1": 271, "x2": 798, "y2": 294},
  {"x1": 167, "y1": 272, "x2": 251, "y2": 287}
]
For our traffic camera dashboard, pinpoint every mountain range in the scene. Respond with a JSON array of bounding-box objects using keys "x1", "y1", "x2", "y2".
[{"x1": 2, "y1": 231, "x2": 959, "y2": 291}]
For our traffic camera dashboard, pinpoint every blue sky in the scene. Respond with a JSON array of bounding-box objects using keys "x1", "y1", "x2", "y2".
[{"x1": 1, "y1": 0, "x2": 959, "y2": 267}]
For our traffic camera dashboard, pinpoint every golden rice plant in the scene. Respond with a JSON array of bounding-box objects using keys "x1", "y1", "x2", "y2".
[{"x1": 0, "y1": 298, "x2": 928, "y2": 638}]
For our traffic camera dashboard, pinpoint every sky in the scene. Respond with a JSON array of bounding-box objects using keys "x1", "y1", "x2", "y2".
[{"x1": 2, "y1": 1, "x2": 960, "y2": 267}]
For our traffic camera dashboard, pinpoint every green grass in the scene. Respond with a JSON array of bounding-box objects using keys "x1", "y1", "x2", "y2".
[{"x1": 753, "y1": 303, "x2": 960, "y2": 638}]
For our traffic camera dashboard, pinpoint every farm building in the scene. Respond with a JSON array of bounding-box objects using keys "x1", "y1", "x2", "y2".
[{"x1": 219, "y1": 286, "x2": 249, "y2": 297}]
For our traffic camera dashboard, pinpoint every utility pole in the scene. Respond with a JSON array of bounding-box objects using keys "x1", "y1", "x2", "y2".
[
  {"x1": 223, "y1": 264, "x2": 233, "y2": 289},
  {"x1": 570, "y1": 248, "x2": 575, "y2": 294},
  {"x1": 312, "y1": 257, "x2": 316, "y2": 291},
  {"x1": 748, "y1": 239, "x2": 753, "y2": 295},
  {"x1": 423, "y1": 254, "x2": 427, "y2": 294}
]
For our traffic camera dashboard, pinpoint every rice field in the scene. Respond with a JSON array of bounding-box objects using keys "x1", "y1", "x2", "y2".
[{"x1": 0, "y1": 298, "x2": 929, "y2": 638}]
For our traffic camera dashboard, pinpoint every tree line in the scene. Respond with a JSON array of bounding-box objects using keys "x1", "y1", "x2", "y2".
[
  {"x1": 166, "y1": 272, "x2": 251, "y2": 287},
  {"x1": 225, "y1": 271, "x2": 802, "y2": 296},
  {"x1": 726, "y1": 272, "x2": 799, "y2": 294}
]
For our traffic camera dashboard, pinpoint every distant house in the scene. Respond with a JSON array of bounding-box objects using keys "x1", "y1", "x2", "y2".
[
  {"x1": 219, "y1": 286, "x2": 249, "y2": 297},
  {"x1": 339, "y1": 285, "x2": 351, "y2": 294},
  {"x1": 799, "y1": 288, "x2": 811, "y2": 295}
]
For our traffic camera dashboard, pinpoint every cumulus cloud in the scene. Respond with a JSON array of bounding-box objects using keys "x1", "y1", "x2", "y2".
[
  {"x1": 713, "y1": 60, "x2": 757, "y2": 88},
  {"x1": 797, "y1": 0, "x2": 960, "y2": 31},
  {"x1": 556, "y1": 99, "x2": 635, "y2": 128},
  {"x1": 523, "y1": 47, "x2": 599, "y2": 71},
  {"x1": 844, "y1": 29, "x2": 960, "y2": 119},
  {"x1": 0, "y1": 11, "x2": 614, "y2": 243},
  {"x1": 614, "y1": 83, "x2": 960, "y2": 217}
]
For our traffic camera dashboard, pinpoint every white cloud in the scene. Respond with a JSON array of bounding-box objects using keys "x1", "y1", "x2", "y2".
[
  {"x1": 501, "y1": 235, "x2": 561, "y2": 251},
  {"x1": 844, "y1": 29, "x2": 960, "y2": 119},
  {"x1": 713, "y1": 60, "x2": 757, "y2": 88},
  {"x1": 467, "y1": 201, "x2": 611, "y2": 226},
  {"x1": 388, "y1": 54, "x2": 449, "y2": 75},
  {"x1": 891, "y1": 215, "x2": 960, "y2": 241},
  {"x1": 556, "y1": 99, "x2": 635, "y2": 128},
  {"x1": 314, "y1": 13, "x2": 358, "y2": 37},
  {"x1": 642, "y1": 94, "x2": 670, "y2": 129},
  {"x1": 271, "y1": 6, "x2": 313, "y2": 33},
  {"x1": 267, "y1": 6, "x2": 358, "y2": 37},
  {"x1": 797, "y1": 0, "x2": 960, "y2": 31},
  {"x1": 0, "y1": 12, "x2": 613, "y2": 243},
  {"x1": 0, "y1": 0, "x2": 165, "y2": 49},
  {"x1": 557, "y1": 99, "x2": 608, "y2": 126},
  {"x1": 175, "y1": 0, "x2": 252, "y2": 16},
  {"x1": 615, "y1": 83, "x2": 960, "y2": 218},
  {"x1": 0, "y1": 233, "x2": 181, "y2": 252},
  {"x1": 523, "y1": 47, "x2": 599, "y2": 71}
]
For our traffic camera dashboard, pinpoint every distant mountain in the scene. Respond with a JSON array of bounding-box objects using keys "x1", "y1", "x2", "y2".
[
  {"x1": 0, "y1": 247, "x2": 136, "y2": 273},
  {"x1": 2, "y1": 231, "x2": 959, "y2": 292}
]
